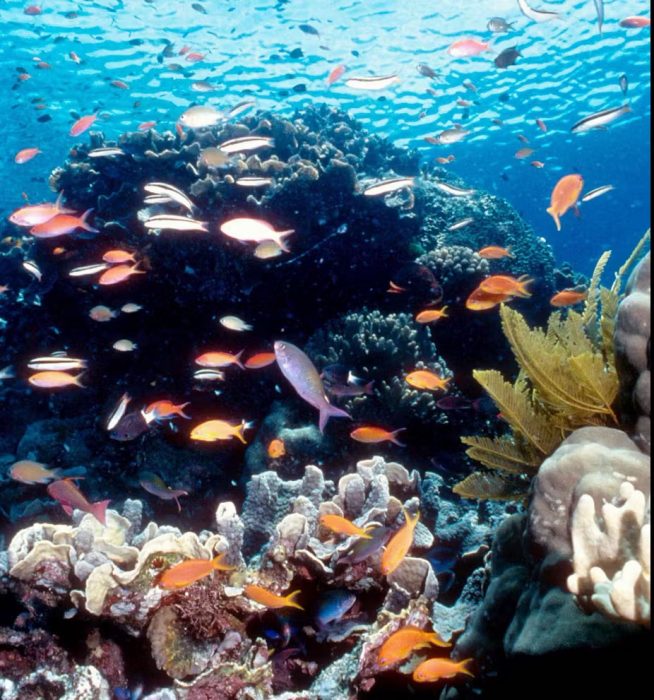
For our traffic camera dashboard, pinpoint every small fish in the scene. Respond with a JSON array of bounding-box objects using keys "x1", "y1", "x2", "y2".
[
  {"x1": 102, "y1": 249, "x2": 136, "y2": 264},
  {"x1": 494, "y1": 46, "x2": 521, "y2": 69},
  {"x1": 530, "y1": 160, "x2": 545, "y2": 168},
  {"x1": 22, "y1": 260, "x2": 42, "y2": 281},
  {"x1": 227, "y1": 100, "x2": 257, "y2": 119},
  {"x1": 362, "y1": 177, "x2": 415, "y2": 197},
  {"x1": 219, "y1": 315, "x2": 253, "y2": 332},
  {"x1": 106, "y1": 392, "x2": 131, "y2": 431},
  {"x1": 110, "y1": 411, "x2": 149, "y2": 441},
  {"x1": 274, "y1": 341, "x2": 351, "y2": 432},
  {"x1": 159, "y1": 552, "x2": 234, "y2": 590},
  {"x1": 315, "y1": 590, "x2": 357, "y2": 628},
  {"x1": 350, "y1": 426, "x2": 406, "y2": 446},
  {"x1": 139, "y1": 472, "x2": 188, "y2": 512},
  {"x1": 619, "y1": 74, "x2": 628, "y2": 96},
  {"x1": 70, "y1": 114, "x2": 98, "y2": 137},
  {"x1": 405, "y1": 370, "x2": 451, "y2": 392},
  {"x1": 550, "y1": 288, "x2": 588, "y2": 307},
  {"x1": 235, "y1": 177, "x2": 273, "y2": 188},
  {"x1": 195, "y1": 350, "x2": 245, "y2": 368},
  {"x1": 244, "y1": 352, "x2": 276, "y2": 369},
  {"x1": 412, "y1": 657, "x2": 474, "y2": 683},
  {"x1": 191, "y1": 2, "x2": 208, "y2": 14},
  {"x1": 619, "y1": 16, "x2": 651, "y2": 28},
  {"x1": 517, "y1": 133, "x2": 530, "y2": 143},
  {"x1": 9, "y1": 460, "x2": 62, "y2": 485},
  {"x1": 144, "y1": 215, "x2": 208, "y2": 233},
  {"x1": 344, "y1": 74, "x2": 399, "y2": 90},
  {"x1": 88, "y1": 147, "x2": 124, "y2": 158},
  {"x1": 121, "y1": 303, "x2": 142, "y2": 313},
  {"x1": 417, "y1": 63, "x2": 440, "y2": 79},
  {"x1": 487, "y1": 17, "x2": 515, "y2": 33},
  {"x1": 254, "y1": 240, "x2": 285, "y2": 259},
  {"x1": 113, "y1": 339, "x2": 137, "y2": 353},
  {"x1": 434, "y1": 182, "x2": 475, "y2": 196},
  {"x1": 463, "y1": 79, "x2": 477, "y2": 92},
  {"x1": 479, "y1": 274, "x2": 533, "y2": 297},
  {"x1": 47, "y1": 478, "x2": 110, "y2": 526},
  {"x1": 478, "y1": 246, "x2": 513, "y2": 259},
  {"x1": 15, "y1": 147, "x2": 41, "y2": 164},
  {"x1": 98, "y1": 264, "x2": 144, "y2": 286},
  {"x1": 89, "y1": 305, "x2": 117, "y2": 322},
  {"x1": 69, "y1": 262, "x2": 110, "y2": 278},
  {"x1": 244, "y1": 584, "x2": 304, "y2": 610},
  {"x1": 377, "y1": 627, "x2": 450, "y2": 668},
  {"x1": 178, "y1": 105, "x2": 223, "y2": 128},
  {"x1": 193, "y1": 369, "x2": 226, "y2": 381},
  {"x1": 339, "y1": 525, "x2": 390, "y2": 564},
  {"x1": 267, "y1": 438, "x2": 286, "y2": 459},
  {"x1": 547, "y1": 174, "x2": 584, "y2": 230},
  {"x1": 434, "y1": 127, "x2": 469, "y2": 144},
  {"x1": 218, "y1": 136, "x2": 274, "y2": 155},
  {"x1": 571, "y1": 105, "x2": 631, "y2": 133},
  {"x1": 138, "y1": 121, "x2": 157, "y2": 131},
  {"x1": 380, "y1": 508, "x2": 420, "y2": 575},
  {"x1": 185, "y1": 52, "x2": 205, "y2": 63},
  {"x1": 298, "y1": 23, "x2": 320, "y2": 35},
  {"x1": 0, "y1": 365, "x2": 15, "y2": 380},
  {"x1": 29, "y1": 370, "x2": 84, "y2": 388},
  {"x1": 465, "y1": 287, "x2": 511, "y2": 311},
  {"x1": 27, "y1": 356, "x2": 87, "y2": 371},
  {"x1": 110, "y1": 79, "x2": 129, "y2": 90},
  {"x1": 448, "y1": 39, "x2": 489, "y2": 58},
  {"x1": 415, "y1": 306, "x2": 449, "y2": 323},
  {"x1": 517, "y1": 0, "x2": 561, "y2": 22},
  {"x1": 30, "y1": 210, "x2": 98, "y2": 238},
  {"x1": 142, "y1": 400, "x2": 190, "y2": 423},
  {"x1": 144, "y1": 182, "x2": 194, "y2": 212},
  {"x1": 580, "y1": 184, "x2": 614, "y2": 202},
  {"x1": 448, "y1": 217, "x2": 474, "y2": 230},
  {"x1": 200, "y1": 147, "x2": 231, "y2": 168},
  {"x1": 24, "y1": 5, "x2": 42, "y2": 15},
  {"x1": 190, "y1": 418, "x2": 250, "y2": 444},
  {"x1": 192, "y1": 80, "x2": 216, "y2": 92},
  {"x1": 69, "y1": 51, "x2": 82, "y2": 64},
  {"x1": 536, "y1": 118, "x2": 547, "y2": 132},
  {"x1": 327, "y1": 64, "x2": 346, "y2": 86},
  {"x1": 324, "y1": 380, "x2": 374, "y2": 398},
  {"x1": 220, "y1": 218, "x2": 294, "y2": 251}
]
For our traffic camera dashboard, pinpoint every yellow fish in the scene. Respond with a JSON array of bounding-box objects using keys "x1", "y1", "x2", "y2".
[{"x1": 380, "y1": 508, "x2": 419, "y2": 575}]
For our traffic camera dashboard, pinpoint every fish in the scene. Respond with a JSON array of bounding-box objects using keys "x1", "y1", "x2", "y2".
[
  {"x1": 547, "y1": 174, "x2": 584, "y2": 230},
  {"x1": 244, "y1": 584, "x2": 304, "y2": 610},
  {"x1": 324, "y1": 380, "x2": 374, "y2": 398},
  {"x1": 113, "y1": 339, "x2": 137, "y2": 352},
  {"x1": 479, "y1": 274, "x2": 533, "y2": 298},
  {"x1": 593, "y1": 0, "x2": 604, "y2": 34},
  {"x1": 110, "y1": 411, "x2": 149, "y2": 441},
  {"x1": 465, "y1": 287, "x2": 510, "y2": 311},
  {"x1": 448, "y1": 217, "x2": 474, "y2": 230},
  {"x1": 494, "y1": 47, "x2": 521, "y2": 69},
  {"x1": 200, "y1": 147, "x2": 231, "y2": 168},
  {"x1": 339, "y1": 525, "x2": 390, "y2": 564},
  {"x1": 448, "y1": 39, "x2": 488, "y2": 58},
  {"x1": 47, "y1": 478, "x2": 110, "y2": 525},
  {"x1": 88, "y1": 147, "x2": 124, "y2": 158},
  {"x1": 69, "y1": 263, "x2": 110, "y2": 278},
  {"x1": 159, "y1": 552, "x2": 234, "y2": 589},
  {"x1": 103, "y1": 250, "x2": 137, "y2": 264},
  {"x1": 320, "y1": 364, "x2": 362, "y2": 386},
  {"x1": 192, "y1": 80, "x2": 216, "y2": 92},
  {"x1": 530, "y1": 160, "x2": 545, "y2": 168},
  {"x1": 218, "y1": 136, "x2": 275, "y2": 154},
  {"x1": 195, "y1": 350, "x2": 245, "y2": 368},
  {"x1": 487, "y1": 17, "x2": 515, "y2": 33},
  {"x1": 227, "y1": 100, "x2": 257, "y2": 119},
  {"x1": 9, "y1": 460, "x2": 62, "y2": 485},
  {"x1": 478, "y1": 246, "x2": 513, "y2": 259},
  {"x1": 434, "y1": 182, "x2": 475, "y2": 196},
  {"x1": 315, "y1": 590, "x2": 357, "y2": 628},
  {"x1": 405, "y1": 370, "x2": 451, "y2": 392},
  {"x1": 571, "y1": 105, "x2": 631, "y2": 133},
  {"x1": 267, "y1": 439, "x2": 286, "y2": 459},
  {"x1": 377, "y1": 626, "x2": 450, "y2": 668},
  {"x1": 178, "y1": 105, "x2": 223, "y2": 128},
  {"x1": 299, "y1": 23, "x2": 320, "y2": 35},
  {"x1": 517, "y1": 134, "x2": 530, "y2": 144},
  {"x1": 456, "y1": 99, "x2": 473, "y2": 108},
  {"x1": 143, "y1": 183, "x2": 194, "y2": 212},
  {"x1": 15, "y1": 147, "x2": 41, "y2": 164},
  {"x1": 320, "y1": 513, "x2": 374, "y2": 539},
  {"x1": 9, "y1": 193, "x2": 73, "y2": 227},
  {"x1": 28, "y1": 371, "x2": 84, "y2": 388},
  {"x1": 110, "y1": 79, "x2": 129, "y2": 90},
  {"x1": 191, "y1": 2, "x2": 208, "y2": 14},
  {"x1": 274, "y1": 340, "x2": 351, "y2": 432},
  {"x1": 619, "y1": 16, "x2": 651, "y2": 28},
  {"x1": 27, "y1": 356, "x2": 87, "y2": 371},
  {"x1": 350, "y1": 426, "x2": 406, "y2": 446},
  {"x1": 254, "y1": 240, "x2": 285, "y2": 259},
  {"x1": 142, "y1": 400, "x2": 190, "y2": 423},
  {"x1": 244, "y1": 352, "x2": 277, "y2": 369},
  {"x1": 580, "y1": 184, "x2": 614, "y2": 202},
  {"x1": 344, "y1": 74, "x2": 399, "y2": 90},
  {"x1": 185, "y1": 53, "x2": 205, "y2": 63},
  {"x1": 220, "y1": 218, "x2": 294, "y2": 251},
  {"x1": 219, "y1": 315, "x2": 253, "y2": 332},
  {"x1": 89, "y1": 305, "x2": 118, "y2": 322},
  {"x1": 412, "y1": 657, "x2": 474, "y2": 683},
  {"x1": 380, "y1": 508, "x2": 420, "y2": 575},
  {"x1": 536, "y1": 118, "x2": 547, "y2": 132},
  {"x1": 0, "y1": 365, "x2": 15, "y2": 380},
  {"x1": 193, "y1": 369, "x2": 226, "y2": 382},
  {"x1": 415, "y1": 307, "x2": 449, "y2": 323},
  {"x1": 389, "y1": 262, "x2": 442, "y2": 303},
  {"x1": 327, "y1": 64, "x2": 346, "y2": 85},
  {"x1": 98, "y1": 264, "x2": 145, "y2": 286},
  {"x1": 619, "y1": 74, "x2": 628, "y2": 96},
  {"x1": 417, "y1": 63, "x2": 440, "y2": 79},
  {"x1": 433, "y1": 127, "x2": 470, "y2": 145},
  {"x1": 139, "y1": 472, "x2": 188, "y2": 512},
  {"x1": 70, "y1": 114, "x2": 98, "y2": 137},
  {"x1": 106, "y1": 392, "x2": 131, "y2": 431},
  {"x1": 190, "y1": 419, "x2": 251, "y2": 444},
  {"x1": 22, "y1": 260, "x2": 42, "y2": 282},
  {"x1": 517, "y1": 0, "x2": 561, "y2": 22},
  {"x1": 235, "y1": 177, "x2": 273, "y2": 188},
  {"x1": 138, "y1": 121, "x2": 157, "y2": 131},
  {"x1": 30, "y1": 210, "x2": 98, "y2": 238},
  {"x1": 69, "y1": 51, "x2": 82, "y2": 64},
  {"x1": 550, "y1": 288, "x2": 588, "y2": 307},
  {"x1": 143, "y1": 215, "x2": 208, "y2": 233},
  {"x1": 362, "y1": 177, "x2": 415, "y2": 197},
  {"x1": 121, "y1": 303, "x2": 142, "y2": 313}
]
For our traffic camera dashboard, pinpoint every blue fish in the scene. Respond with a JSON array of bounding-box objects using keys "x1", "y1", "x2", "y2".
[{"x1": 315, "y1": 589, "x2": 356, "y2": 628}]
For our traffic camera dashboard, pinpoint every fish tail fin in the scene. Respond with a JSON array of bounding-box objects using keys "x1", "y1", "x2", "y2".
[
  {"x1": 80, "y1": 208, "x2": 99, "y2": 233},
  {"x1": 59, "y1": 466, "x2": 87, "y2": 479},
  {"x1": 441, "y1": 305, "x2": 449, "y2": 316},
  {"x1": 546, "y1": 207, "x2": 561, "y2": 231},
  {"x1": 235, "y1": 349, "x2": 245, "y2": 369},
  {"x1": 391, "y1": 428, "x2": 407, "y2": 447},
  {"x1": 286, "y1": 590, "x2": 304, "y2": 610},
  {"x1": 363, "y1": 380, "x2": 375, "y2": 395},
  {"x1": 458, "y1": 658, "x2": 475, "y2": 678},
  {"x1": 403, "y1": 507, "x2": 420, "y2": 528},
  {"x1": 74, "y1": 372, "x2": 87, "y2": 388},
  {"x1": 235, "y1": 421, "x2": 248, "y2": 444},
  {"x1": 211, "y1": 552, "x2": 236, "y2": 571},
  {"x1": 428, "y1": 631, "x2": 452, "y2": 649},
  {"x1": 275, "y1": 230, "x2": 294, "y2": 252},
  {"x1": 91, "y1": 499, "x2": 111, "y2": 526},
  {"x1": 318, "y1": 404, "x2": 352, "y2": 433},
  {"x1": 518, "y1": 277, "x2": 534, "y2": 297},
  {"x1": 178, "y1": 402, "x2": 192, "y2": 419},
  {"x1": 131, "y1": 262, "x2": 147, "y2": 275}
]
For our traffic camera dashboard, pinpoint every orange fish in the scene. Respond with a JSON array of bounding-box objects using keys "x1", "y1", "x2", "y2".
[
  {"x1": 70, "y1": 114, "x2": 98, "y2": 137},
  {"x1": 267, "y1": 438, "x2": 286, "y2": 458},
  {"x1": 28, "y1": 370, "x2": 84, "y2": 388},
  {"x1": 327, "y1": 64, "x2": 346, "y2": 86},
  {"x1": 380, "y1": 508, "x2": 420, "y2": 575},
  {"x1": 159, "y1": 552, "x2": 235, "y2": 589},
  {"x1": 190, "y1": 419, "x2": 250, "y2": 444},
  {"x1": 377, "y1": 626, "x2": 450, "y2": 668},
  {"x1": 244, "y1": 352, "x2": 276, "y2": 369},
  {"x1": 320, "y1": 513, "x2": 374, "y2": 539},
  {"x1": 350, "y1": 426, "x2": 406, "y2": 446},
  {"x1": 405, "y1": 370, "x2": 450, "y2": 392},
  {"x1": 15, "y1": 148, "x2": 41, "y2": 164},
  {"x1": 244, "y1": 584, "x2": 304, "y2": 610},
  {"x1": 477, "y1": 246, "x2": 513, "y2": 259},
  {"x1": 98, "y1": 263, "x2": 144, "y2": 286},
  {"x1": 143, "y1": 400, "x2": 191, "y2": 423},
  {"x1": 102, "y1": 249, "x2": 137, "y2": 264},
  {"x1": 550, "y1": 288, "x2": 588, "y2": 307},
  {"x1": 465, "y1": 287, "x2": 509, "y2": 311},
  {"x1": 412, "y1": 657, "x2": 474, "y2": 683},
  {"x1": 415, "y1": 306, "x2": 449, "y2": 323},
  {"x1": 30, "y1": 210, "x2": 98, "y2": 238},
  {"x1": 47, "y1": 478, "x2": 110, "y2": 525},
  {"x1": 479, "y1": 275, "x2": 533, "y2": 298},
  {"x1": 547, "y1": 174, "x2": 584, "y2": 231},
  {"x1": 195, "y1": 350, "x2": 245, "y2": 369}
]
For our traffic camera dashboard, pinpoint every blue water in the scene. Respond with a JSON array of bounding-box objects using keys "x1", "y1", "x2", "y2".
[{"x1": 0, "y1": 0, "x2": 650, "y2": 274}]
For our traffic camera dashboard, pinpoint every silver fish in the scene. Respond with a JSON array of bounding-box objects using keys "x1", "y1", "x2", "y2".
[
  {"x1": 345, "y1": 74, "x2": 399, "y2": 90},
  {"x1": 88, "y1": 147, "x2": 124, "y2": 158},
  {"x1": 448, "y1": 217, "x2": 474, "y2": 230},
  {"x1": 619, "y1": 74, "x2": 628, "y2": 96},
  {"x1": 143, "y1": 215, "x2": 208, "y2": 232},
  {"x1": 227, "y1": 100, "x2": 256, "y2": 119},
  {"x1": 362, "y1": 177, "x2": 415, "y2": 197},
  {"x1": 571, "y1": 104, "x2": 631, "y2": 133},
  {"x1": 235, "y1": 176, "x2": 273, "y2": 187},
  {"x1": 274, "y1": 340, "x2": 351, "y2": 432},
  {"x1": 178, "y1": 105, "x2": 223, "y2": 128},
  {"x1": 106, "y1": 392, "x2": 131, "y2": 431},
  {"x1": 580, "y1": 184, "x2": 614, "y2": 202},
  {"x1": 143, "y1": 195, "x2": 174, "y2": 205},
  {"x1": 27, "y1": 356, "x2": 88, "y2": 371},
  {"x1": 517, "y1": 0, "x2": 561, "y2": 22},
  {"x1": 436, "y1": 127, "x2": 470, "y2": 144},
  {"x1": 22, "y1": 260, "x2": 42, "y2": 282},
  {"x1": 435, "y1": 182, "x2": 476, "y2": 196},
  {"x1": 218, "y1": 136, "x2": 275, "y2": 154},
  {"x1": 69, "y1": 263, "x2": 110, "y2": 277},
  {"x1": 193, "y1": 369, "x2": 226, "y2": 381},
  {"x1": 144, "y1": 182, "x2": 194, "y2": 212}
]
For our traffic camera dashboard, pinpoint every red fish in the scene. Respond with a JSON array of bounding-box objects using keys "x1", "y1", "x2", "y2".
[
  {"x1": 47, "y1": 478, "x2": 110, "y2": 525},
  {"x1": 15, "y1": 148, "x2": 41, "y2": 164},
  {"x1": 138, "y1": 121, "x2": 157, "y2": 131},
  {"x1": 619, "y1": 16, "x2": 650, "y2": 28},
  {"x1": 70, "y1": 114, "x2": 98, "y2": 137},
  {"x1": 30, "y1": 209, "x2": 98, "y2": 238},
  {"x1": 448, "y1": 39, "x2": 488, "y2": 58},
  {"x1": 327, "y1": 64, "x2": 346, "y2": 86}
]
